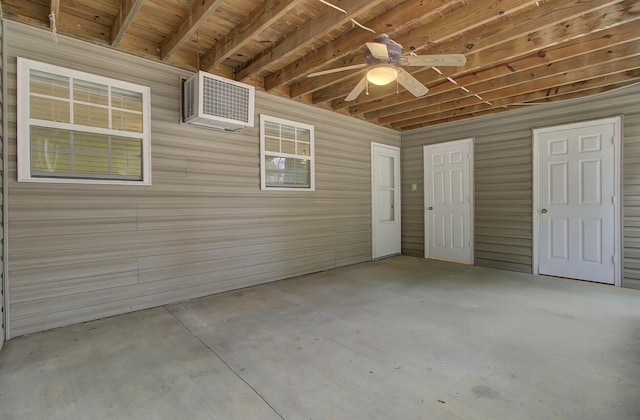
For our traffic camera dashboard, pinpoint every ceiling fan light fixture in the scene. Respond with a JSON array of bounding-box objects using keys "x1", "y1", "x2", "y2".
[{"x1": 366, "y1": 65, "x2": 398, "y2": 86}]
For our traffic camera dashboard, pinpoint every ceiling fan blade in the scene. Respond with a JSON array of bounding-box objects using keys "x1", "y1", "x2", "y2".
[
  {"x1": 365, "y1": 42, "x2": 389, "y2": 60},
  {"x1": 345, "y1": 76, "x2": 368, "y2": 101},
  {"x1": 400, "y1": 54, "x2": 467, "y2": 67},
  {"x1": 397, "y1": 68, "x2": 428, "y2": 97},
  {"x1": 307, "y1": 64, "x2": 367, "y2": 78}
]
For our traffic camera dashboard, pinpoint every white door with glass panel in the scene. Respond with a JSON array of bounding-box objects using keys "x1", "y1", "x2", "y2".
[
  {"x1": 372, "y1": 143, "x2": 401, "y2": 259},
  {"x1": 534, "y1": 118, "x2": 620, "y2": 285},
  {"x1": 424, "y1": 139, "x2": 473, "y2": 263}
]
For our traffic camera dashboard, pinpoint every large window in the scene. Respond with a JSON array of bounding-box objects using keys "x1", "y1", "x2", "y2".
[
  {"x1": 260, "y1": 115, "x2": 314, "y2": 191},
  {"x1": 17, "y1": 58, "x2": 151, "y2": 184}
]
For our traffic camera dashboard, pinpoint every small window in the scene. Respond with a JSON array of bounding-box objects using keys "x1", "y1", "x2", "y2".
[
  {"x1": 260, "y1": 115, "x2": 315, "y2": 191},
  {"x1": 17, "y1": 58, "x2": 151, "y2": 184}
]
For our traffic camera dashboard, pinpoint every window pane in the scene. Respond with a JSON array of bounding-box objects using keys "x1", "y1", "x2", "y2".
[
  {"x1": 74, "y1": 103, "x2": 109, "y2": 128},
  {"x1": 30, "y1": 127, "x2": 71, "y2": 173},
  {"x1": 265, "y1": 155, "x2": 310, "y2": 187},
  {"x1": 74, "y1": 80, "x2": 108, "y2": 106},
  {"x1": 297, "y1": 141, "x2": 310, "y2": 156},
  {"x1": 265, "y1": 137, "x2": 280, "y2": 152},
  {"x1": 281, "y1": 124, "x2": 295, "y2": 140},
  {"x1": 297, "y1": 128, "x2": 310, "y2": 142},
  {"x1": 30, "y1": 127, "x2": 142, "y2": 180},
  {"x1": 281, "y1": 140, "x2": 295, "y2": 154},
  {"x1": 30, "y1": 69, "x2": 69, "y2": 98},
  {"x1": 379, "y1": 190, "x2": 395, "y2": 222},
  {"x1": 264, "y1": 121, "x2": 280, "y2": 137},
  {"x1": 112, "y1": 109, "x2": 143, "y2": 132},
  {"x1": 110, "y1": 136, "x2": 142, "y2": 177},
  {"x1": 30, "y1": 96, "x2": 70, "y2": 123},
  {"x1": 111, "y1": 88, "x2": 142, "y2": 112},
  {"x1": 111, "y1": 154, "x2": 142, "y2": 177}
]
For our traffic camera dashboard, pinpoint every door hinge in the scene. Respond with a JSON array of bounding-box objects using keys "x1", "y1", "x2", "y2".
[
  {"x1": 612, "y1": 136, "x2": 615, "y2": 144},
  {"x1": 612, "y1": 195, "x2": 616, "y2": 204},
  {"x1": 612, "y1": 255, "x2": 616, "y2": 263}
]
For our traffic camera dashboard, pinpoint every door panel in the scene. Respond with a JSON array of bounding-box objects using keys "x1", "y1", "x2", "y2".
[
  {"x1": 372, "y1": 143, "x2": 401, "y2": 259},
  {"x1": 536, "y1": 120, "x2": 616, "y2": 284},
  {"x1": 424, "y1": 139, "x2": 473, "y2": 264}
]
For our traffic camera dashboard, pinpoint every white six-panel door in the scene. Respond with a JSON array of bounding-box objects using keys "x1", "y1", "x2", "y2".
[
  {"x1": 533, "y1": 118, "x2": 620, "y2": 285},
  {"x1": 424, "y1": 139, "x2": 473, "y2": 263},
  {"x1": 372, "y1": 143, "x2": 401, "y2": 259}
]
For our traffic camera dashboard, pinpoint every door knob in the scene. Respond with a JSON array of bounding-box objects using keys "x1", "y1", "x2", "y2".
[
  {"x1": 541, "y1": 208, "x2": 548, "y2": 214},
  {"x1": 427, "y1": 206, "x2": 433, "y2": 210}
]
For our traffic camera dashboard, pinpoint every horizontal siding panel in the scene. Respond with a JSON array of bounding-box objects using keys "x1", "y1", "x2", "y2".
[
  {"x1": 5, "y1": 22, "x2": 399, "y2": 337},
  {"x1": 12, "y1": 252, "x2": 338, "y2": 322},
  {"x1": 475, "y1": 259, "x2": 531, "y2": 273},
  {"x1": 476, "y1": 242, "x2": 531, "y2": 257},
  {"x1": 475, "y1": 228, "x2": 532, "y2": 240},
  {"x1": 475, "y1": 250, "x2": 531, "y2": 265},
  {"x1": 11, "y1": 271, "x2": 138, "y2": 303}
]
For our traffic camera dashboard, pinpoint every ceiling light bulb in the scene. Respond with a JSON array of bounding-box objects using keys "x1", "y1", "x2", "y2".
[{"x1": 366, "y1": 65, "x2": 398, "y2": 86}]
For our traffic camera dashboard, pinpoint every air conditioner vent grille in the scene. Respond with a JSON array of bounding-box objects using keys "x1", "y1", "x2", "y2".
[
  {"x1": 202, "y1": 76, "x2": 251, "y2": 124},
  {"x1": 181, "y1": 71, "x2": 255, "y2": 131}
]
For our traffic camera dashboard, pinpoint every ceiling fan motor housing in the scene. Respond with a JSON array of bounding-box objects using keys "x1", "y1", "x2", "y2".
[{"x1": 365, "y1": 33, "x2": 402, "y2": 64}]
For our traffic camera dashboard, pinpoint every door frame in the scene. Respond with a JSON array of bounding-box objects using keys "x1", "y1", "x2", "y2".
[
  {"x1": 423, "y1": 138, "x2": 475, "y2": 262},
  {"x1": 532, "y1": 116, "x2": 622, "y2": 286},
  {"x1": 371, "y1": 142, "x2": 401, "y2": 260}
]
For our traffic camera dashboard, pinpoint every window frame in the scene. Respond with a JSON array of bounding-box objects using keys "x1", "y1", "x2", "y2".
[
  {"x1": 17, "y1": 57, "x2": 152, "y2": 185},
  {"x1": 260, "y1": 114, "x2": 315, "y2": 191}
]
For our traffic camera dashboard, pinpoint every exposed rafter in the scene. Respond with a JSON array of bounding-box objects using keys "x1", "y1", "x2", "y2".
[
  {"x1": 200, "y1": 0, "x2": 306, "y2": 72},
  {"x1": 371, "y1": 20, "x2": 640, "y2": 125},
  {"x1": 160, "y1": 0, "x2": 226, "y2": 61},
  {"x1": 264, "y1": 0, "x2": 464, "y2": 91},
  {"x1": 235, "y1": 0, "x2": 388, "y2": 81},
  {"x1": 2, "y1": 0, "x2": 638, "y2": 130},
  {"x1": 111, "y1": 0, "x2": 144, "y2": 47},
  {"x1": 389, "y1": 50, "x2": 640, "y2": 129},
  {"x1": 323, "y1": 0, "x2": 630, "y2": 110}
]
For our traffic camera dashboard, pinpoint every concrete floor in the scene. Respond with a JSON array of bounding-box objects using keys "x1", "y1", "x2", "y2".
[{"x1": 1, "y1": 256, "x2": 640, "y2": 420}]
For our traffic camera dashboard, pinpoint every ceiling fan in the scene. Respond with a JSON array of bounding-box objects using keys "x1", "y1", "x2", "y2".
[{"x1": 307, "y1": 33, "x2": 467, "y2": 101}]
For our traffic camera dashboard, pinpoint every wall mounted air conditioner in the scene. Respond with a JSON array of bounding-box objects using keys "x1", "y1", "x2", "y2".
[{"x1": 182, "y1": 71, "x2": 255, "y2": 131}]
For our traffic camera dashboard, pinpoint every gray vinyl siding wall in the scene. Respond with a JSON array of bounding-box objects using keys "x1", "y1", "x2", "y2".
[
  {"x1": 401, "y1": 82, "x2": 640, "y2": 288},
  {"x1": 5, "y1": 21, "x2": 399, "y2": 338}
]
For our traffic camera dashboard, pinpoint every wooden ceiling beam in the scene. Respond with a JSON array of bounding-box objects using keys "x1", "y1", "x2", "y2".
[
  {"x1": 400, "y1": 76, "x2": 640, "y2": 130},
  {"x1": 371, "y1": 20, "x2": 640, "y2": 123},
  {"x1": 382, "y1": 41, "x2": 640, "y2": 125},
  {"x1": 235, "y1": 0, "x2": 388, "y2": 82},
  {"x1": 301, "y1": 0, "x2": 543, "y2": 100},
  {"x1": 111, "y1": 0, "x2": 144, "y2": 47},
  {"x1": 264, "y1": 0, "x2": 464, "y2": 91},
  {"x1": 391, "y1": 57, "x2": 640, "y2": 129},
  {"x1": 399, "y1": 79, "x2": 638, "y2": 129},
  {"x1": 200, "y1": 0, "x2": 305, "y2": 72},
  {"x1": 160, "y1": 0, "x2": 225, "y2": 61},
  {"x1": 333, "y1": 0, "x2": 634, "y2": 113}
]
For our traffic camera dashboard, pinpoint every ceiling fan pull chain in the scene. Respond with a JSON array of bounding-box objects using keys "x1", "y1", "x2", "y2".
[{"x1": 366, "y1": 80, "x2": 369, "y2": 96}]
